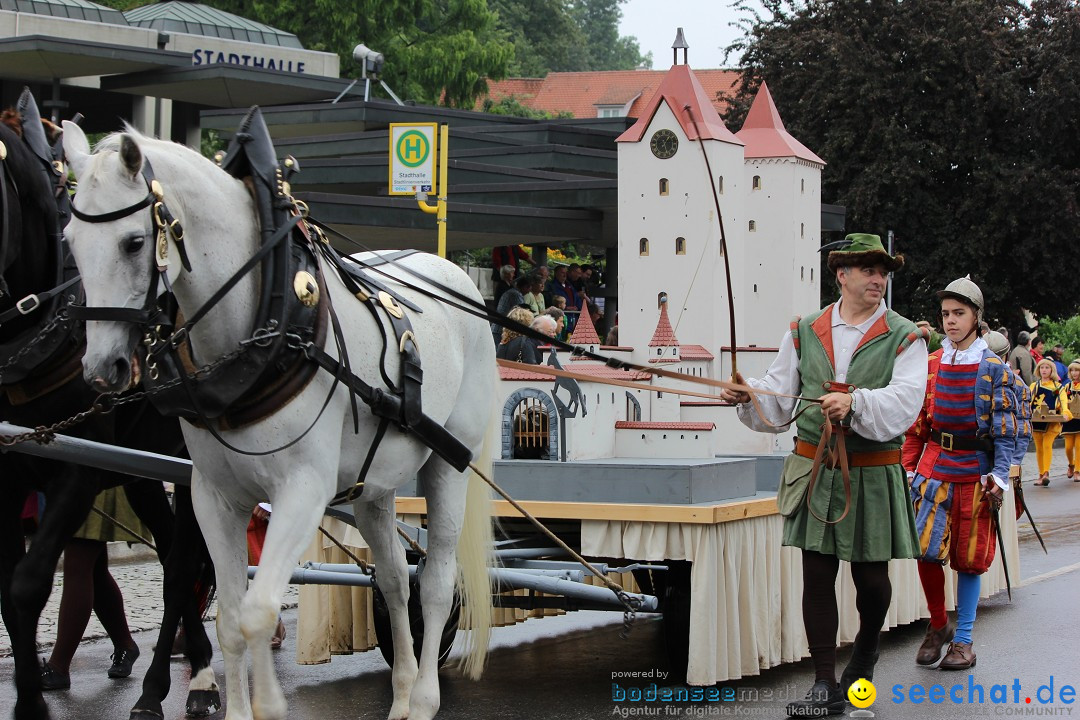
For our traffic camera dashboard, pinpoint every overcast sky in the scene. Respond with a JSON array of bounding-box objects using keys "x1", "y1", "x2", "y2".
[{"x1": 618, "y1": 0, "x2": 762, "y2": 69}]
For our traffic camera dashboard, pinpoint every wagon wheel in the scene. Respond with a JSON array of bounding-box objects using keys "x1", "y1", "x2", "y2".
[{"x1": 371, "y1": 578, "x2": 460, "y2": 669}]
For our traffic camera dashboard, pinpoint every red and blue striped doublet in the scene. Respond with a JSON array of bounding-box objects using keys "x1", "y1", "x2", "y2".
[{"x1": 916, "y1": 363, "x2": 982, "y2": 483}]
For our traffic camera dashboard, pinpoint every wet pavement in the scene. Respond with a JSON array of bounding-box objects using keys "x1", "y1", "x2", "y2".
[{"x1": 2, "y1": 449, "x2": 1079, "y2": 719}]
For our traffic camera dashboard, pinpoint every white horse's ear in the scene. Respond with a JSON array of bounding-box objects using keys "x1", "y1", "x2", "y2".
[
  {"x1": 61, "y1": 120, "x2": 90, "y2": 179},
  {"x1": 118, "y1": 135, "x2": 143, "y2": 180}
]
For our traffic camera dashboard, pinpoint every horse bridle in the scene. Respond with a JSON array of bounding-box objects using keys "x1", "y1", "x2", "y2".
[{"x1": 67, "y1": 158, "x2": 191, "y2": 328}]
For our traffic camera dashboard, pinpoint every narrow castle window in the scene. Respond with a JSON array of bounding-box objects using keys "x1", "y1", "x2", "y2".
[
  {"x1": 801, "y1": 223, "x2": 805, "y2": 238},
  {"x1": 639, "y1": 238, "x2": 649, "y2": 256},
  {"x1": 675, "y1": 237, "x2": 686, "y2": 255},
  {"x1": 801, "y1": 178, "x2": 805, "y2": 193},
  {"x1": 659, "y1": 178, "x2": 669, "y2": 196},
  {"x1": 749, "y1": 220, "x2": 757, "y2": 232},
  {"x1": 718, "y1": 176, "x2": 724, "y2": 194},
  {"x1": 752, "y1": 175, "x2": 762, "y2": 190}
]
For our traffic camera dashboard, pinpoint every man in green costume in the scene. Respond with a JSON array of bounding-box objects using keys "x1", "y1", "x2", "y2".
[{"x1": 721, "y1": 234, "x2": 929, "y2": 716}]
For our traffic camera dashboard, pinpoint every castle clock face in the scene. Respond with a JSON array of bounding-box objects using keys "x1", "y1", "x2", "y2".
[{"x1": 650, "y1": 129, "x2": 679, "y2": 159}]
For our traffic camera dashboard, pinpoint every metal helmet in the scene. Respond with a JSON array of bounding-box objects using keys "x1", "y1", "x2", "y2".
[
  {"x1": 936, "y1": 275, "x2": 984, "y2": 312},
  {"x1": 984, "y1": 330, "x2": 1010, "y2": 358}
]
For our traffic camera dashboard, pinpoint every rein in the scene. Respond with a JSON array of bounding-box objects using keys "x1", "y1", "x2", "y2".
[
  {"x1": 307, "y1": 217, "x2": 825, "y2": 421},
  {"x1": 682, "y1": 103, "x2": 739, "y2": 380}
]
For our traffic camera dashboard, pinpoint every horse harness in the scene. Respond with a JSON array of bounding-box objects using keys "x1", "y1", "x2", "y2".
[
  {"x1": 0, "y1": 89, "x2": 84, "y2": 404},
  {"x1": 67, "y1": 106, "x2": 471, "y2": 498}
]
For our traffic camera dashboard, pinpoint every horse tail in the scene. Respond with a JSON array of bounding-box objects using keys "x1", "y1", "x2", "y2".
[{"x1": 455, "y1": 384, "x2": 498, "y2": 680}]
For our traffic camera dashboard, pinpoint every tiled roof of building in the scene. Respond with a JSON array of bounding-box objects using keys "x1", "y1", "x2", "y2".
[
  {"x1": 2, "y1": 0, "x2": 128, "y2": 24},
  {"x1": 617, "y1": 64, "x2": 742, "y2": 145},
  {"x1": 679, "y1": 344, "x2": 715, "y2": 360},
  {"x1": 735, "y1": 81, "x2": 824, "y2": 165},
  {"x1": 615, "y1": 421, "x2": 715, "y2": 430},
  {"x1": 569, "y1": 300, "x2": 602, "y2": 346},
  {"x1": 499, "y1": 364, "x2": 651, "y2": 382},
  {"x1": 479, "y1": 67, "x2": 741, "y2": 121},
  {"x1": 649, "y1": 301, "x2": 680, "y2": 347}
]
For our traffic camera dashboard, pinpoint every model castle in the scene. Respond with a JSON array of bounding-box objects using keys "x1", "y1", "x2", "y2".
[{"x1": 498, "y1": 58, "x2": 825, "y2": 462}]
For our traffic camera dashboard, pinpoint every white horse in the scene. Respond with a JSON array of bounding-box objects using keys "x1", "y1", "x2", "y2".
[{"x1": 61, "y1": 121, "x2": 495, "y2": 720}]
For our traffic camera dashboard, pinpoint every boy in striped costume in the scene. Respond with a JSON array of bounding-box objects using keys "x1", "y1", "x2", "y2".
[{"x1": 902, "y1": 277, "x2": 1019, "y2": 671}]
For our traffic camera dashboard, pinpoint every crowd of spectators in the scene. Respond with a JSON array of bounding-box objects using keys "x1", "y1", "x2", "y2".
[{"x1": 486, "y1": 246, "x2": 609, "y2": 363}]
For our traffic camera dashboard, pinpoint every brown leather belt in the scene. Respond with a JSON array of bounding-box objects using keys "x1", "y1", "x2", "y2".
[{"x1": 794, "y1": 438, "x2": 901, "y2": 469}]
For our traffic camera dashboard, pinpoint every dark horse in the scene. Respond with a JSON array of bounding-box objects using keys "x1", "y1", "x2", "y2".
[{"x1": 0, "y1": 94, "x2": 219, "y2": 720}]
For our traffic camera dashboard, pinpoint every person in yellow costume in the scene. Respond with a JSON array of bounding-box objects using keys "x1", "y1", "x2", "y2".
[
  {"x1": 1061, "y1": 361, "x2": 1080, "y2": 481},
  {"x1": 1029, "y1": 358, "x2": 1071, "y2": 486}
]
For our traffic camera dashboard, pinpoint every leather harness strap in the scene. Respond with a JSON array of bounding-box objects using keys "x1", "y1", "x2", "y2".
[
  {"x1": 804, "y1": 421, "x2": 853, "y2": 525},
  {"x1": 299, "y1": 340, "x2": 472, "y2": 473}
]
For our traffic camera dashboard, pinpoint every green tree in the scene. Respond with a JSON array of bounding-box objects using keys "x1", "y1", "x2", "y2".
[
  {"x1": 148, "y1": 0, "x2": 515, "y2": 107},
  {"x1": 481, "y1": 95, "x2": 573, "y2": 119},
  {"x1": 570, "y1": 0, "x2": 651, "y2": 71},
  {"x1": 489, "y1": 0, "x2": 585, "y2": 76},
  {"x1": 490, "y1": 0, "x2": 650, "y2": 76},
  {"x1": 725, "y1": 0, "x2": 1080, "y2": 327}
]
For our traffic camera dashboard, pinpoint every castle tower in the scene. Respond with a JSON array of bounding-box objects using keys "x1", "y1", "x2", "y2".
[
  {"x1": 735, "y1": 81, "x2": 825, "y2": 345},
  {"x1": 646, "y1": 295, "x2": 681, "y2": 421},
  {"x1": 615, "y1": 58, "x2": 745, "y2": 369},
  {"x1": 568, "y1": 299, "x2": 601, "y2": 358}
]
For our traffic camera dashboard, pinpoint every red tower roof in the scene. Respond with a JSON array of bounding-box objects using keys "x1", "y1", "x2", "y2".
[
  {"x1": 569, "y1": 299, "x2": 602, "y2": 346},
  {"x1": 617, "y1": 65, "x2": 742, "y2": 146},
  {"x1": 735, "y1": 81, "x2": 824, "y2": 165},
  {"x1": 649, "y1": 301, "x2": 680, "y2": 347}
]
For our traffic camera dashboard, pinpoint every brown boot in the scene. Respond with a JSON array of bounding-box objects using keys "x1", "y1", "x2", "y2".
[
  {"x1": 270, "y1": 617, "x2": 286, "y2": 650},
  {"x1": 915, "y1": 618, "x2": 956, "y2": 665},
  {"x1": 939, "y1": 641, "x2": 976, "y2": 670}
]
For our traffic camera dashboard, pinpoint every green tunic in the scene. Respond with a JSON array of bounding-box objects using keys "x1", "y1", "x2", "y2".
[
  {"x1": 74, "y1": 487, "x2": 151, "y2": 544},
  {"x1": 779, "y1": 305, "x2": 922, "y2": 563}
]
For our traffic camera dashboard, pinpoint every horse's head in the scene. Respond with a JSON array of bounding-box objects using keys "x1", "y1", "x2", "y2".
[{"x1": 62, "y1": 120, "x2": 170, "y2": 391}]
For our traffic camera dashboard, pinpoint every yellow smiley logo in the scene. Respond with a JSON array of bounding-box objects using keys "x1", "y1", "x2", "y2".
[{"x1": 848, "y1": 678, "x2": 876, "y2": 708}]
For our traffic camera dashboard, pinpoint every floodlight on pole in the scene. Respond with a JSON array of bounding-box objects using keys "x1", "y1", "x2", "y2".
[{"x1": 332, "y1": 43, "x2": 403, "y2": 105}]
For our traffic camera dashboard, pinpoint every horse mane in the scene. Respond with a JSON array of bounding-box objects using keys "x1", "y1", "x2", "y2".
[
  {"x1": 0, "y1": 110, "x2": 61, "y2": 143},
  {"x1": 1, "y1": 109, "x2": 22, "y2": 137}
]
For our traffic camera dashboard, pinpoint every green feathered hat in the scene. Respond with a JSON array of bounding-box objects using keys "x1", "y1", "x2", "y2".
[{"x1": 823, "y1": 233, "x2": 904, "y2": 272}]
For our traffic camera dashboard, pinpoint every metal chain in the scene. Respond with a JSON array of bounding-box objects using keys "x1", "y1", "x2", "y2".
[
  {"x1": 618, "y1": 591, "x2": 642, "y2": 640},
  {"x1": 0, "y1": 310, "x2": 71, "y2": 383},
  {"x1": 0, "y1": 397, "x2": 106, "y2": 447}
]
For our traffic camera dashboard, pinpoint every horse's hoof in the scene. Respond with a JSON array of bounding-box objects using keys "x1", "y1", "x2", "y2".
[
  {"x1": 14, "y1": 696, "x2": 50, "y2": 720},
  {"x1": 186, "y1": 689, "x2": 222, "y2": 718},
  {"x1": 129, "y1": 708, "x2": 165, "y2": 720}
]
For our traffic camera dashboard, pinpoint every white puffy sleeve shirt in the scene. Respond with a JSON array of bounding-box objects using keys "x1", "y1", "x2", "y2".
[{"x1": 736, "y1": 300, "x2": 928, "y2": 442}]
